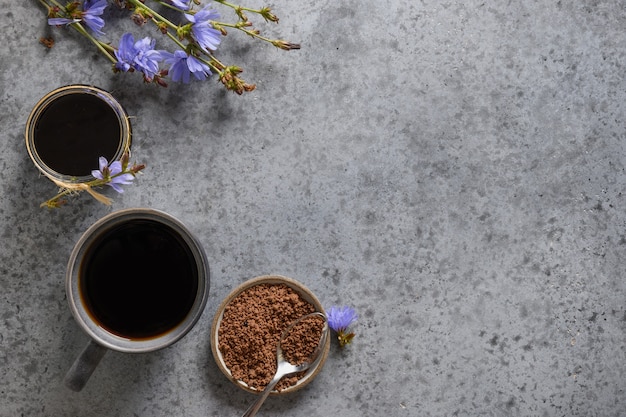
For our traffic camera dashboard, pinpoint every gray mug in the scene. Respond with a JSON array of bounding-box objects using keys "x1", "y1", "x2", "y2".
[{"x1": 64, "y1": 208, "x2": 210, "y2": 391}]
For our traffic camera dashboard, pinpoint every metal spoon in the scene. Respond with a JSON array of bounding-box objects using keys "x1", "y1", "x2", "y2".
[{"x1": 242, "y1": 312, "x2": 329, "y2": 417}]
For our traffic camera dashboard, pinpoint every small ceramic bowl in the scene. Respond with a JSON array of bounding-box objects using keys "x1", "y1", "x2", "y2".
[{"x1": 210, "y1": 274, "x2": 330, "y2": 395}]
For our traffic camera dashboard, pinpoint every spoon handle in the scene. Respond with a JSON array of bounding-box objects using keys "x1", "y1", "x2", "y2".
[{"x1": 241, "y1": 373, "x2": 284, "y2": 417}]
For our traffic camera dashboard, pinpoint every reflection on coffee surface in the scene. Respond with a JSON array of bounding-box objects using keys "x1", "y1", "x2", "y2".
[
  {"x1": 80, "y1": 219, "x2": 199, "y2": 340},
  {"x1": 33, "y1": 92, "x2": 122, "y2": 177}
]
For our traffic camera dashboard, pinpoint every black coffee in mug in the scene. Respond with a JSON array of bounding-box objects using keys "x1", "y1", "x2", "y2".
[{"x1": 79, "y1": 219, "x2": 199, "y2": 340}]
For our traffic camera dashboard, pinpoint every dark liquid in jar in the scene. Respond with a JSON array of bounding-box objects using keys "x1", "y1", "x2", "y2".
[
  {"x1": 80, "y1": 219, "x2": 199, "y2": 340},
  {"x1": 33, "y1": 93, "x2": 122, "y2": 177}
]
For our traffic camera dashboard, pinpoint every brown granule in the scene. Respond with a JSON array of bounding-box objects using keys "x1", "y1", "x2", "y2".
[
  {"x1": 218, "y1": 283, "x2": 321, "y2": 391},
  {"x1": 281, "y1": 314, "x2": 325, "y2": 365}
]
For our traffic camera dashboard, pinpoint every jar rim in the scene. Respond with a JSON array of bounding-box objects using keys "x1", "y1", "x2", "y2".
[{"x1": 25, "y1": 84, "x2": 132, "y2": 184}]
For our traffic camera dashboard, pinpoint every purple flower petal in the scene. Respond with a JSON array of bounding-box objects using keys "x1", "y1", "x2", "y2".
[
  {"x1": 167, "y1": 0, "x2": 191, "y2": 10},
  {"x1": 162, "y1": 50, "x2": 211, "y2": 83},
  {"x1": 98, "y1": 156, "x2": 108, "y2": 172},
  {"x1": 187, "y1": 55, "x2": 211, "y2": 80},
  {"x1": 48, "y1": 17, "x2": 79, "y2": 26},
  {"x1": 108, "y1": 160, "x2": 123, "y2": 175},
  {"x1": 114, "y1": 33, "x2": 164, "y2": 79},
  {"x1": 327, "y1": 306, "x2": 358, "y2": 332},
  {"x1": 115, "y1": 33, "x2": 137, "y2": 72},
  {"x1": 185, "y1": 5, "x2": 221, "y2": 52},
  {"x1": 108, "y1": 182, "x2": 124, "y2": 193},
  {"x1": 111, "y1": 173, "x2": 135, "y2": 185},
  {"x1": 82, "y1": 0, "x2": 107, "y2": 37}
]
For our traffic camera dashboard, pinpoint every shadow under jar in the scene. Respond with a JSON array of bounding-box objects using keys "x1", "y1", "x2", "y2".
[{"x1": 25, "y1": 85, "x2": 131, "y2": 183}]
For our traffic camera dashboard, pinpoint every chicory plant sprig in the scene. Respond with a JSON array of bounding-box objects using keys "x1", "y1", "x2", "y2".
[{"x1": 40, "y1": 0, "x2": 300, "y2": 94}]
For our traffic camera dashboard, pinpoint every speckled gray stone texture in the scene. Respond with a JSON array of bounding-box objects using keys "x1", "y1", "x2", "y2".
[{"x1": 1, "y1": 0, "x2": 625, "y2": 416}]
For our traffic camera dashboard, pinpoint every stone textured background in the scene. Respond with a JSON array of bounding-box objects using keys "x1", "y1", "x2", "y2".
[{"x1": 1, "y1": 0, "x2": 624, "y2": 416}]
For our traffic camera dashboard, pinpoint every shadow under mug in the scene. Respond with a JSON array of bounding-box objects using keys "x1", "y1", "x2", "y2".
[
  {"x1": 64, "y1": 208, "x2": 210, "y2": 391},
  {"x1": 25, "y1": 84, "x2": 131, "y2": 184}
]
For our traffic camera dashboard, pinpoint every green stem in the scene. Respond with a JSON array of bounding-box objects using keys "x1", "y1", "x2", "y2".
[
  {"x1": 164, "y1": 30, "x2": 187, "y2": 50},
  {"x1": 37, "y1": 0, "x2": 51, "y2": 10},
  {"x1": 71, "y1": 22, "x2": 117, "y2": 63},
  {"x1": 218, "y1": 21, "x2": 274, "y2": 44},
  {"x1": 46, "y1": 0, "x2": 66, "y2": 10},
  {"x1": 213, "y1": 0, "x2": 264, "y2": 15}
]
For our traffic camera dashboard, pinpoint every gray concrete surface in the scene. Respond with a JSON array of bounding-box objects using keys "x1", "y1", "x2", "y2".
[{"x1": 1, "y1": 0, "x2": 625, "y2": 416}]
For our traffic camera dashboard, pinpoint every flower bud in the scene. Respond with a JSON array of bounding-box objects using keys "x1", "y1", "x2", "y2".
[
  {"x1": 48, "y1": 5, "x2": 60, "y2": 17},
  {"x1": 131, "y1": 12, "x2": 148, "y2": 26},
  {"x1": 228, "y1": 65, "x2": 243, "y2": 75},
  {"x1": 154, "y1": 76, "x2": 168, "y2": 88},
  {"x1": 39, "y1": 37, "x2": 55, "y2": 48},
  {"x1": 260, "y1": 7, "x2": 279, "y2": 23},
  {"x1": 272, "y1": 40, "x2": 301, "y2": 51},
  {"x1": 130, "y1": 164, "x2": 146, "y2": 174},
  {"x1": 234, "y1": 6, "x2": 247, "y2": 22},
  {"x1": 120, "y1": 151, "x2": 130, "y2": 170}
]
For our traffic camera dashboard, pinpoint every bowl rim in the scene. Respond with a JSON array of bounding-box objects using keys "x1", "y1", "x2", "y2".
[{"x1": 210, "y1": 274, "x2": 330, "y2": 395}]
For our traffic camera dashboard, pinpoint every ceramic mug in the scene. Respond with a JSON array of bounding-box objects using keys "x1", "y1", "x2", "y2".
[{"x1": 64, "y1": 208, "x2": 210, "y2": 391}]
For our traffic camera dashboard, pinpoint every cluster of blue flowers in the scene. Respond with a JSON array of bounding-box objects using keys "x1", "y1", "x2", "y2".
[
  {"x1": 47, "y1": 0, "x2": 221, "y2": 85},
  {"x1": 114, "y1": 4, "x2": 221, "y2": 83},
  {"x1": 43, "y1": 0, "x2": 298, "y2": 92}
]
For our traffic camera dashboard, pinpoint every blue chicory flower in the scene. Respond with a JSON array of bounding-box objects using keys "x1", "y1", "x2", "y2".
[
  {"x1": 48, "y1": 0, "x2": 107, "y2": 37},
  {"x1": 114, "y1": 32, "x2": 136, "y2": 72},
  {"x1": 327, "y1": 305, "x2": 358, "y2": 332},
  {"x1": 184, "y1": 5, "x2": 222, "y2": 52},
  {"x1": 92, "y1": 157, "x2": 135, "y2": 193},
  {"x1": 81, "y1": 0, "x2": 107, "y2": 36},
  {"x1": 115, "y1": 33, "x2": 163, "y2": 81},
  {"x1": 133, "y1": 36, "x2": 163, "y2": 79},
  {"x1": 161, "y1": 50, "x2": 212, "y2": 83}
]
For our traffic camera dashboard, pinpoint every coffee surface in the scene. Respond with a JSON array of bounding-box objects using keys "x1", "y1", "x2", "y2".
[
  {"x1": 80, "y1": 219, "x2": 198, "y2": 340},
  {"x1": 33, "y1": 92, "x2": 122, "y2": 176}
]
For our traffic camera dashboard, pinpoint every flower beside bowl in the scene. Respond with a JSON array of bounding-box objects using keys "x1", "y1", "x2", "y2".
[{"x1": 210, "y1": 275, "x2": 330, "y2": 395}]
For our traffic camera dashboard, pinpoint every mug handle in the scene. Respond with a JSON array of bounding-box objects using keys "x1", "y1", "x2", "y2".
[{"x1": 64, "y1": 339, "x2": 108, "y2": 391}]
